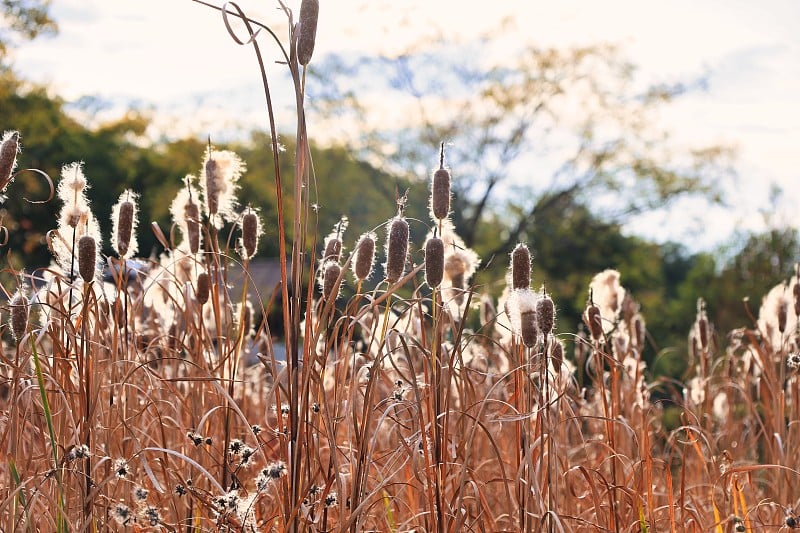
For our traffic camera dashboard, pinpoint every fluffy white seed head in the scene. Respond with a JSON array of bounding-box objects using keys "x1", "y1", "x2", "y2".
[{"x1": 200, "y1": 148, "x2": 245, "y2": 228}]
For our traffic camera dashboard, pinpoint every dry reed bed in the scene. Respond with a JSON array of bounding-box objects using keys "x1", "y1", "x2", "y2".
[{"x1": 2, "y1": 1, "x2": 800, "y2": 531}]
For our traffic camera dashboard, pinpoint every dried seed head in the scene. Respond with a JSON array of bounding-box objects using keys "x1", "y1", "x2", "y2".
[
  {"x1": 201, "y1": 149, "x2": 245, "y2": 227},
  {"x1": 322, "y1": 216, "x2": 348, "y2": 263},
  {"x1": 10, "y1": 289, "x2": 29, "y2": 342},
  {"x1": 424, "y1": 236, "x2": 444, "y2": 288},
  {"x1": 794, "y1": 280, "x2": 800, "y2": 318},
  {"x1": 537, "y1": 294, "x2": 555, "y2": 337},
  {"x1": 779, "y1": 299, "x2": 789, "y2": 334},
  {"x1": 112, "y1": 190, "x2": 138, "y2": 258},
  {"x1": 589, "y1": 269, "x2": 626, "y2": 330},
  {"x1": 77, "y1": 235, "x2": 97, "y2": 283},
  {"x1": 584, "y1": 304, "x2": 603, "y2": 342},
  {"x1": 696, "y1": 299, "x2": 709, "y2": 350},
  {"x1": 550, "y1": 339, "x2": 564, "y2": 374},
  {"x1": 510, "y1": 244, "x2": 531, "y2": 290},
  {"x1": 240, "y1": 209, "x2": 261, "y2": 260},
  {"x1": 430, "y1": 144, "x2": 451, "y2": 221},
  {"x1": 0, "y1": 130, "x2": 20, "y2": 192},
  {"x1": 321, "y1": 260, "x2": 342, "y2": 302},
  {"x1": 633, "y1": 314, "x2": 646, "y2": 352},
  {"x1": 196, "y1": 272, "x2": 210, "y2": 305},
  {"x1": 384, "y1": 216, "x2": 409, "y2": 283},
  {"x1": 296, "y1": 0, "x2": 319, "y2": 66},
  {"x1": 520, "y1": 310, "x2": 538, "y2": 348},
  {"x1": 171, "y1": 180, "x2": 202, "y2": 253},
  {"x1": 352, "y1": 232, "x2": 376, "y2": 282}
]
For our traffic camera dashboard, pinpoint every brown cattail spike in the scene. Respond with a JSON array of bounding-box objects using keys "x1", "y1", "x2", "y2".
[
  {"x1": 186, "y1": 201, "x2": 200, "y2": 254},
  {"x1": 520, "y1": 310, "x2": 538, "y2": 348},
  {"x1": 296, "y1": 0, "x2": 319, "y2": 66},
  {"x1": 10, "y1": 290, "x2": 29, "y2": 342},
  {"x1": 550, "y1": 339, "x2": 564, "y2": 374},
  {"x1": 196, "y1": 272, "x2": 210, "y2": 305},
  {"x1": 537, "y1": 295, "x2": 555, "y2": 338},
  {"x1": 78, "y1": 235, "x2": 97, "y2": 283},
  {"x1": 385, "y1": 216, "x2": 409, "y2": 283},
  {"x1": 584, "y1": 304, "x2": 603, "y2": 341},
  {"x1": 510, "y1": 244, "x2": 531, "y2": 290},
  {"x1": 424, "y1": 236, "x2": 444, "y2": 288},
  {"x1": 794, "y1": 281, "x2": 800, "y2": 318},
  {"x1": 321, "y1": 261, "x2": 341, "y2": 302},
  {"x1": 352, "y1": 232, "x2": 376, "y2": 282},
  {"x1": 431, "y1": 144, "x2": 451, "y2": 220},
  {"x1": 778, "y1": 300, "x2": 788, "y2": 334},
  {"x1": 0, "y1": 131, "x2": 20, "y2": 191},
  {"x1": 241, "y1": 211, "x2": 259, "y2": 260},
  {"x1": 115, "y1": 200, "x2": 135, "y2": 257}
]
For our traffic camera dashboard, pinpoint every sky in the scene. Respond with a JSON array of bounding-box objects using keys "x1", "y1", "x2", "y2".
[{"x1": 9, "y1": 0, "x2": 800, "y2": 251}]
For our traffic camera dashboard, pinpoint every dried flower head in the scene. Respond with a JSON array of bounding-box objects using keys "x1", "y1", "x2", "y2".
[
  {"x1": 352, "y1": 232, "x2": 376, "y2": 282},
  {"x1": 430, "y1": 144, "x2": 451, "y2": 220},
  {"x1": 112, "y1": 504, "x2": 132, "y2": 526},
  {"x1": 170, "y1": 179, "x2": 202, "y2": 253},
  {"x1": 77, "y1": 235, "x2": 98, "y2": 283},
  {"x1": 320, "y1": 260, "x2": 342, "y2": 302},
  {"x1": 296, "y1": 0, "x2": 319, "y2": 66},
  {"x1": 0, "y1": 130, "x2": 20, "y2": 192},
  {"x1": 384, "y1": 216, "x2": 409, "y2": 283},
  {"x1": 510, "y1": 244, "x2": 531, "y2": 290},
  {"x1": 788, "y1": 352, "x2": 800, "y2": 371},
  {"x1": 239, "y1": 208, "x2": 262, "y2": 260},
  {"x1": 111, "y1": 190, "x2": 138, "y2": 258},
  {"x1": 113, "y1": 458, "x2": 130, "y2": 479},
  {"x1": 66, "y1": 444, "x2": 90, "y2": 461},
  {"x1": 424, "y1": 235, "x2": 444, "y2": 288},
  {"x1": 200, "y1": 148, "x2": 245, "y2": 227},
  {"x1": 9, "y1": 287, "x2": 29, "y2": 343},
  {"x1": 133, "y1": 486, "x2": 149, "y2": 501}
]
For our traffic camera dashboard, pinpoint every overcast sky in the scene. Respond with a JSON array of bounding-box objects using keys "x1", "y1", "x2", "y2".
[{"x1": 10, "y1": 0, "x2": 800, "y2": 251}]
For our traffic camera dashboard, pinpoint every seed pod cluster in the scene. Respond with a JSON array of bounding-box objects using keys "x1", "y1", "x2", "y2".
[
  {"x1": 0, "y1": 131, "x2": 20, "y2": 192},
  {"x1": 78, "y1": 235, "x2": 97, "y2": 283},
  {"x1": 296, "y1": 0, "x2": 319, "y2": 66},
  {"x1": 352, "y1": 232, "x2": 376, "y2": 282},
  {"x1": 384, "y1": 216, "x2": 409, "y2": 283},
  {"x1": 510, "y1": 244, "x2": 531, "y2": 290},
  {"x1": 424, "y1": 236, "x2": 444, "y2": 288}
]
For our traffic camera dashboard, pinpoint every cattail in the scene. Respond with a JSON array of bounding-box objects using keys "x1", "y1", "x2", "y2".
[
  {"x1": 112, "y1": 190, "x2": 138, "y2": 258},
  {"x1": 186, "y1": 201, "x2": 200, "y2": 253},
  {"x1": 520, "y1": 310, "x2": 538, "y2": 348},
  {"x1": 196, "y1": 272, "x2": 210, "y2": 305},
  {"x1": 633, "y1": 314, "x2": 646, "y2": 352},
  {"x1": 0, "y1": 131, "x2": 20, "y2": 192},
  {"x1": 113, "y1": 299, "x2": 125, "y2": 328},
  {"x1": 10, "y1": 289, "x2": 29, "y2": 342},
  {"x1": 430, "y1": 143, "x2": 451, "y2": 220},
  {"x1": 779, "y1": 299, "x2": 788, "y2": 334},
  {"x1": 584, "y1": 304, "x2": 603, "y2": 342},
  {"x1": 201, "y1": 149, "x2": 245, "y2": 228},
  {"x1": 321, "y1": 260, "x2": 341, "y2": 302},
  {"x1": 537, "y1": 293, "x2": 555, "y2": 338},
  {"x1": 510, "y1": 244, "x2": 531, "y2": 290},
  {"x1": 794, "y1": 281, "x2": 800, "y2": 317},
  {"x1": 322, "y1": 216, "x2": 348, "y2": 263},
  {"x1": 424, "y1": 236, "x2": 444, "y2": 288},
  {"x1": 296, "y1": 0, "x2": 319, "y2": 66},
  {"x1": 78, "y1": 235, "x2": 97, "y2": 283},
  {"x1": 384, "y1": 216, "x2": 409, "y2": 283},
  {"x1": 696, "y1": 299, "x2": 708, "y2": 350},
  {"x1": 550, "y1": 339, "x2": 564, "y2": 374},
  {"x1": 352, "y1": 232, "x2": 376, "y2": 281},
  {"x1": 240, "y1": 209, "x2": 261, "y2": 260}
]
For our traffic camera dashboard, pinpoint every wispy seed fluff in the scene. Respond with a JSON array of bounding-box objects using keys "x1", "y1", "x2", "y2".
[
  {"x1": 54, "y1": 163, "x2": 102, "y2": 275},
  {"x1": 510, "y1": 243, "x2": 531, "y2": 290},
  {"x1": 384, "y1": 216, "x2": 409, "y2": 283},
  {"x1": 296, "y1": 0, "x2": 319, "y2": 66},
  {"x1": 111, "y1": 190, "x2": 138, "y2": 258},
  {"x1": 430, "y1": 144, "x2": 451, "y2": 221},
  {"x1": 758, "y1": 280, "x2": 797, "y2": 350},
  {"x1": 200, "y1": 148, "x2": 245, "y2": 228},
  {"x1": 588, "y1": 269, "x2": 626, "y2": 334},
  {"x1": 239, "y1": 208, "x2": 262, "y2": 260},
  {"x1": 352, "y1": 232, "x2": 376, "y2": 282},
  {"x1": 424, "y1": 235, "x2": 444, "y2": 288},
  {"x1": 170, "y1": 179, "x2": 202, "y2": 254},
  {"x1": 10, "y1": 287, "x2": 29, "y2": 342},
  {"x1": 583, "y1": 303, "x2": 603, "y2": 342},
  {"x1": 438, "y1": 220, "x2": 480, "y2": 308},
  {"x1": 0, "y1": 130, "x2": 20, "y2": 192}
]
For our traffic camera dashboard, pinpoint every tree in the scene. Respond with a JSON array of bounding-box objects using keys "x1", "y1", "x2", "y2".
[
  {"x1": 0, "y1": 0, "x2": 56, "y2": 60},
  {"x1": 310, "y1": 41, "x2": 734, "y2": 259}
]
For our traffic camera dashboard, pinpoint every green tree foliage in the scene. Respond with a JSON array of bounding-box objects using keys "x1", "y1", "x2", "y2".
[{"x1": 0, "y1": 0, "x2": 56, "y2": 60}]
